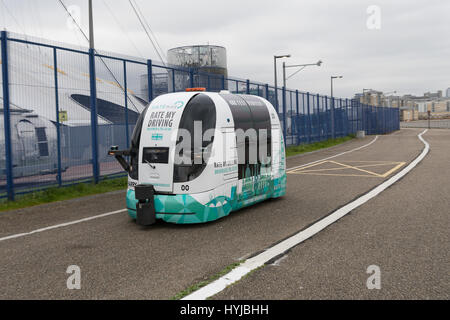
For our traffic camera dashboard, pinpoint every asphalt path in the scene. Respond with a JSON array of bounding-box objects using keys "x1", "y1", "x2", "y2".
[
  {"x1": 214, "y1": 129, "x2": 449, "y2": 299},
  {"x1": 0, "y1": 128, "x2": 436, "y2": 299}
]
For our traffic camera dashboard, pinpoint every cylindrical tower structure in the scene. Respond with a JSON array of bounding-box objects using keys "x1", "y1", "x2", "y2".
[{"x1": 167, "y1": 45, "x2": 228, "y2": 91}]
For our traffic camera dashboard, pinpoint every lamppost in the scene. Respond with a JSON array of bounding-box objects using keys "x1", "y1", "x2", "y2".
[
  {"x1": 362, "y1": 88, "x2": 372, "y2": 104},
  {"x1": 330, "y1": 75, "x2": 343, "y2": 139},
  {"x1": 274, "y1": 54, "x2": 291, "y2": 113},
  {"x1": 384, "y1": 91, "x2": 397, "y2": 107},
  {"x1": 331, "y1": 75, "x2": 343, "y2": 98},
  {"x1": 89, "y1": 0, "x2": 94, "y2": 49},
  {"x1": 280, "y1": 60, "x2": 322, "y2": 144},
  {"x1": 282, "y1": 60, "x2": 323, "y2": 88},
  {"x1": 88, "y1": 0, "x2": 99, "y2": 183}
]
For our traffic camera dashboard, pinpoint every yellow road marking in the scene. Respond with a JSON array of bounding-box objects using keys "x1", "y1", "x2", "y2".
[
  {"x1": 288, "y1": 160, "x2": 406, "y2": 178},
  {"x1": 379, "y1": 162, "x2": 406, "y2": 177},
  {"x1": 292, "y1": 163, "x2": 400, "y2": 173},
  {"x1": 327, "y1": 160, "x2": 381, "y2": 177},
  {"x1": 289, "y1": 172, "x2": 384, "y2": 178},
  {"x1": 286, "y1": 160, "x2": 328, "y2": 173}
]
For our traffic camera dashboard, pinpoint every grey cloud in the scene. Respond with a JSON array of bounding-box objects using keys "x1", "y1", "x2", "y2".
[{"x1": 1, "y1": 0, "x2": 449, "y2": 97}]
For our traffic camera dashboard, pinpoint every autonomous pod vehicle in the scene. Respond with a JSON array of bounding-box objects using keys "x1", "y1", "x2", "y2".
[{"x1": 109, "y1": 89, "x2": 286, "y2": 225}]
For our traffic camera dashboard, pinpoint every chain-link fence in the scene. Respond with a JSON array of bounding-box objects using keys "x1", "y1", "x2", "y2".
[{"x1": 0, "y1": 31, "x2": 400, "y2": 200}]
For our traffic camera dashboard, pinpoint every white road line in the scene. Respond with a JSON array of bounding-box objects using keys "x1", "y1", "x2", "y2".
[
  {"x1": 0, "y1": 209, "x2": 127, "y2": 242},
  {"x1": 0, "y1": 134, "x2": 380, "y2": 243},
  {"x1": 183, "y1": 130, "x2": 429, "y2": 300}
]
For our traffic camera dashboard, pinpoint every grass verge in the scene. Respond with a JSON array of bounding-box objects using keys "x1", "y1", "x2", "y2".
[
  {"x1": 285, "y1": 134, "x2": 355, "y2": 157},
  {"x1": 0, "y1": 177, "x2": 127, "y2": 212},
  {"x1": 171, "y1": 261, "x2": 243, "y2": 300}
]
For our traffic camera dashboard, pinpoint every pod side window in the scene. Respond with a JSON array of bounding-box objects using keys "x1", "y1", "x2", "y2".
[
  {"x1": 174, "y1": 94, "x2": 216, "y2": 183},
  {"x1": 220, "y1": 94, "x2": 271, "y2": 179}
]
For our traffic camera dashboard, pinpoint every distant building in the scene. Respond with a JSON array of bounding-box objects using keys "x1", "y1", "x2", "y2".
[
  {"x1": 424, "y1": 91, "x2": 442, "y2": 99},
  {"x1": 397, "y1": 91, "x2": 450, "y2": 120},
  {"x1": 355, "y1": 90, "x2": 385, "y2": 106},
  {"x1": 354, "y1": 89, "x2": 450, "y2": 120}
]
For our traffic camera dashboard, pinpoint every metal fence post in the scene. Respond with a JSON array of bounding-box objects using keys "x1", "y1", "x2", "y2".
[
  {"x1": 246, "y1": 79, "x2": 250, "y2": 94},
  {"x1": 89, "y1": 48, "x2": 99, "y2": 184},
  {"x1": 123, "y1": 60, "x2": 129, "y2": 148},
  {"x1": 340, "y1": 99, "x2": 344, "y2": 137},
  {"x1": 361, "y1": 103, "x2": 365, "y2": 133},
  {"x1": 331, "y1": 97, "x2": 336, "y2": 139},
  {"x1": 364, "y1": 104, "x2": 367, "y2": 133},
  {"x1": 306, "y1": 92, "x2": 311, "y2": 144},
  {"x1": 384, "y1": 107, "x2": 387, "y2": 133},
  {"x1": 350, "y1": 99, "x2": 353, "y2": 132},
  {"x1": 316, "y1": 94, "x2": 321, "y2": 141},
  {"x1": 222, "y1": 75, "x2": 225, "y2": 90},
  {"x1": 188, "y1": 68, "x2": 194, "y2": 88},
  {"x1": 324, "y1": 97, "x2": 329, "y2": 139},
  {"x1": 274, "y1": 84, "x2": 279, "y2": 114},
  {"x1": 172, "y1": 69, "x2": 176, "y2": 92},
  {"x1": 361, "y1": 102, "x2": 364, "y2": 132},
  {"x1": 265, "y1": 84, "x2": 269, "y2": 100},
  {"x1": 147, "y1": 59, "x2": 153, "y2": 102},
  {"x1": 1, "y1": 31, "x2": 14, "y2": 200},
  {"x1": 282, "y1": 86, "x2": 287, "y2": 145},
  {"x1": 302, "y1": 93, "x2": 306, "y2": 144},
  {"x1": 357, "y1": 101, "x2": 361, "y2": 131},
  {"x1": 344, "y1": 99, "x2": 348, "y2": 135},
  {"x1": 323, "y1": 97, "x2": 328, "y2": 139},
  {"x1": 53, "y1": 47, "x2": 62, "y2": 187},
  {"x1": 295, "y1": 90, "x2": 300, "y2": 145}
]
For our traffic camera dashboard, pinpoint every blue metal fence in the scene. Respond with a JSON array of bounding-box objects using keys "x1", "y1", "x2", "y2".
[{"x1": 0, "y1": 31, "x2": 400, "y2": 200}]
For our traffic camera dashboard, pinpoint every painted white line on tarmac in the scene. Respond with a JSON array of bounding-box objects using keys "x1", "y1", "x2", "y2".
[
  {"x1": 0, "y1": 135, "x2": 379, "y2": 243},
  {"x1": 0, "y1": 209, "x2": 127, "y2": 242},
  {"x1": 183, "y1": 130, "x2": 429, "y2": 300}
]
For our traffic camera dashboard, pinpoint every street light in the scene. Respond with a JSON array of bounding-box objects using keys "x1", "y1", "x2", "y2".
[
  {"x1": 274, "y1": 54, "x2": 291, "y2": 112},
  {"x1": 330, "y1": 75, "x2": 343, "y2": 139},
  {"x1": 89, "y1": 0, "x2": 94, "y2": 49},
  {"x1": 282, "y1": 60, "x2": 323, "y2": 88},
  {"x1": 362, "y1": 88, "x2": 373, "y2": 104},
  {"x1": 384, "y1": 91, "x2": 397, "y2": 108},
  {"x1": 330, "y1": 75, "x2": 343, "y2": 98},
  {"x1": 88, "y1": 0, "x2": 99, "y2": 183}
]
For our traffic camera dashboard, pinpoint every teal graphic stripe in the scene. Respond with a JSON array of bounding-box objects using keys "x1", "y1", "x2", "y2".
[{"x1": 126, "y1": 175, "x2": 286, "y2": 224}]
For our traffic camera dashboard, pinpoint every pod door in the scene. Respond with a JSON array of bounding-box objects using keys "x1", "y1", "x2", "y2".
[{"x1": 220, "y1": 94, "x2": 272, "y2": 198}]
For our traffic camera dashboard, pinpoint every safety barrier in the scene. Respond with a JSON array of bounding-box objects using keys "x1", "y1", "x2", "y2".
[{"x1": 0, "y1": 31, "x2": 399, "y2": 200}]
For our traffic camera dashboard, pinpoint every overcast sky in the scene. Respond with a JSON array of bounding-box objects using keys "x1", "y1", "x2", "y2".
[{"x1": 1, "y1": 0, "x2": 449, "y2": 98}]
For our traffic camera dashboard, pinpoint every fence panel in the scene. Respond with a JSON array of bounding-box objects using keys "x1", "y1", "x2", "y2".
[{"x1": 0, "y1": 31, "x2": 401, "y2": 199}]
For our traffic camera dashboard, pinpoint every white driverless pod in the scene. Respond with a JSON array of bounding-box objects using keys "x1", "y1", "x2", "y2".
[{"x1": 110, "y1": 89, "x2": 286, "y2": 225}]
